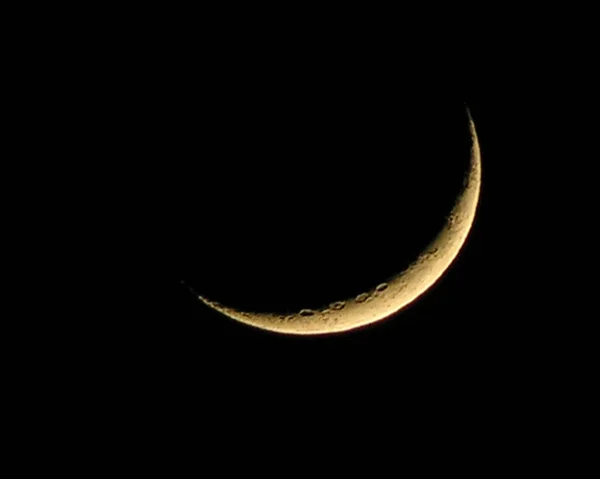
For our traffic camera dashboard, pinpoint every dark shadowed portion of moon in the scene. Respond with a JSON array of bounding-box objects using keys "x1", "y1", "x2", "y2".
[{"x1": 180, "y1": 94, "x2": 473, "y2": 317}]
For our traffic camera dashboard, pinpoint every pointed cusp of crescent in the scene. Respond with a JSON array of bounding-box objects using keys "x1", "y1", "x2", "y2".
[{"x1": 197, "y1": 110, "x2": 482, "y2": 335}]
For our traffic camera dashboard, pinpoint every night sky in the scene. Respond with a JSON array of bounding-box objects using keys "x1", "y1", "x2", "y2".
[{"x1": 21, "y1": 14, "x2": 590, "y2": 464}]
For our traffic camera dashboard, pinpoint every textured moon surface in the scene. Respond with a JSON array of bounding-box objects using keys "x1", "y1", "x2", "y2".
[{"x1": 197, "y1": 110, "x2": 482, "y2": 335}]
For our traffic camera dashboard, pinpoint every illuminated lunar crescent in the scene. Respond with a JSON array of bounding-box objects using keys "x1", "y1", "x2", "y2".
[{"x1": 196, "y1": 109, "x2": 482, "y2": 335}]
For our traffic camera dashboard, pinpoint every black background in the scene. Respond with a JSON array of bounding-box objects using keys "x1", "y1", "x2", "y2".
[
  {"x1": 10, "y1": 7, "x2": 597, "y2": 469},
  {"x1": 18, "y1": 14, "x2": 596, "y2": 468}
]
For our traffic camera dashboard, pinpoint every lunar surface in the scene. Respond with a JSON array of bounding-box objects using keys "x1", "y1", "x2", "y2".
[{"x1": 195, "y1": 109, "x2": 482, "y2": 335}]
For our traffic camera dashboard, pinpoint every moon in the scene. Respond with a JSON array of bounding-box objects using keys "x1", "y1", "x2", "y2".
[{"x1": 195, "y1": 109, "x2": 482, "y2": 335}]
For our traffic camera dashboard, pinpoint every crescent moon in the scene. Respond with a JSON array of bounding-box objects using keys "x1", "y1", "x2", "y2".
[{"x1": 196, "y1": 109, "x2": 482, "y2": 335}]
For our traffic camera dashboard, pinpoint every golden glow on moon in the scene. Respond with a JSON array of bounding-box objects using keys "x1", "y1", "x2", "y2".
[{"x1": 197, "y1": 111, "x2": 482, "y2": 335}]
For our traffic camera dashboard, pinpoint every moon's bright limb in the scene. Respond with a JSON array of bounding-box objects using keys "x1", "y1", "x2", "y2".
[{"x1": 197, "y1": 109, "x2": 482, "y2": 335}]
